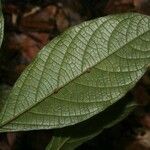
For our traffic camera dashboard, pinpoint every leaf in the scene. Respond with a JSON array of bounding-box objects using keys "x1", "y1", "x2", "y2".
[
  {"x1": 0, "y1": 85, "x2": 11, "y2": 112},
  {"x1": 46, "y1": 95, "x2": 137, "y2": 150},
  {"x1": 0, "y1": 0, "x2": 4, "y2": 48},
  {"x1": 0, "y1": 13, "x2": 150, "y2": 132},
  {"x1": 46, "y1": 137, "x2": 70, "y2": 150}
]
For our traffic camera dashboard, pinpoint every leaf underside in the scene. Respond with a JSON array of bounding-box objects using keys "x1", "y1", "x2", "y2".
[
  {"x1": 0, "y1": 86, "x2": 11, "y2": 112},
  {"x1": 0, "y1": 13, "x2": 150, "y2": 132}
]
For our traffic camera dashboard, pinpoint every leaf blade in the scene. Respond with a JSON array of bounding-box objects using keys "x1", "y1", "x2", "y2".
[{"x1": 0, "y1": 13, "x2": 150, "y2": 131}]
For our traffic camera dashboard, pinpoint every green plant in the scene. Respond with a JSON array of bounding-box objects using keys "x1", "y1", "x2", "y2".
[{"x1": 0, "y1": 4, "x2": 150, "y2": 149}]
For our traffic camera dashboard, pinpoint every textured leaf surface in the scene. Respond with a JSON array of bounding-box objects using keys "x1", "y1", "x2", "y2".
[
  {"x1": 46, "y1": 97, "x2": 136, "y2": 150},
  {"x1": 0, "y1": 13, "x2": 150, "y2": 131},
  {"x1": 0, "y1": 86, "x2": 11, "y2": 112},
  {"x1": 0, "y1": 0, "x2": 4, "y2": 48}
]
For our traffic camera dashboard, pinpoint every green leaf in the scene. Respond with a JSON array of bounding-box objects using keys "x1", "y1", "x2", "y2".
[
  {"x1": 46, "y1": 96, "x2": 137, "y2": 150},
  {"x1": 0, "y1": 13, "x2": 150, "y2": 132},
  {"x1": 0, "y1": 0, "x2": 4, "y2": 48},
  {"x1": 0, "y1": 85, "x2": 11, "y2": 112}
]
